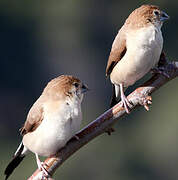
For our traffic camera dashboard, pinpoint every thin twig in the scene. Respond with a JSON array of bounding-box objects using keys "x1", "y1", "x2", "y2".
[{"x1": 28, "y1": 60, "x2": 178, "y2": 180}]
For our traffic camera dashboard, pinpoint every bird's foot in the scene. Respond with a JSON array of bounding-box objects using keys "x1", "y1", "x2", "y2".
[
  {"x1": 151, "y1": 67, "x2": 170, "y2": 78},
  {"x1": 37, "y1": 171, "x2": 53, "y2": 180},
  {"x1": 106, "y1": 127, "x2": 115, "y2": 135},
  {"x1": 36, "y1": 157, "x2": 49, "y2": 178},
  {"x1": 139, "y1": 95, "x2": 152, "y2": 111},
  {"x1": 38, "y1": 163, "x2": 49, "y2": 178},
  {"x1": 120, "y1": 94, "x2": 132, "y2": 114}
]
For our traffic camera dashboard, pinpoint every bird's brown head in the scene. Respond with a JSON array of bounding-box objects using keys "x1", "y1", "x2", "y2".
[
  {"x1": 42, "y1": 75, "x2": 88, "y2": 101},
  {"x1": 125, "y1": 5, "x2": 169, "y2": 28}
]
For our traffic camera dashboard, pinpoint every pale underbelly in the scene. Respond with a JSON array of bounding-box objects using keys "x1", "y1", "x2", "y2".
[
  {"x1": 110, "y1": 50, "x2": 160, "y2": 87},
  {"x1": 23, "y1": 117, "x2": 81, "y2": 156},
  {"x1": 23, "y1": 128, "x2": 69, "y2": 156}
]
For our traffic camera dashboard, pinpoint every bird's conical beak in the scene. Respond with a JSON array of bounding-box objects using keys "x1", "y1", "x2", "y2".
[
  {"x1": 81, "y1": 84, "x2": 89, "y2": 93},
  {"x1": 160, "y1": 11, "x2": 170, "y2": 21}
]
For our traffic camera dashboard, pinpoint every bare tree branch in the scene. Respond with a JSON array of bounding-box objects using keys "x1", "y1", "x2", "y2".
[{"x1": 28, "y1": 60, "x2": 178, "y2": 180}]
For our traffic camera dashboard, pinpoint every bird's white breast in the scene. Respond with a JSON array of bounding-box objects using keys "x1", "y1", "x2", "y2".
[
  {"x1": 23, "y1": 98, "x2": 82, "y2": 157},
  {"x1": 111, "y1": 25, "x2": 163, "y2": 87}
]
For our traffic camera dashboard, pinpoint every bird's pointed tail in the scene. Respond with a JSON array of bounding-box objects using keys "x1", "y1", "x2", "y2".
[{"x1": 4, "y1": 142, "x2": 27, "y2": 180}]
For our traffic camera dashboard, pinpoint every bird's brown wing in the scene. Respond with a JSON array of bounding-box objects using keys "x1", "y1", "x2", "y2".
[
  {"x1": 20, "y1": 97, "x2": 44, "y2": 136},
  {"x1": 106, "y1": 28, "x2": 127, "y2": 77}
]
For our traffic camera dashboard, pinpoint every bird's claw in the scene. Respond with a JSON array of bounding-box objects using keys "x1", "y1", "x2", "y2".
[
  {"x1": 139, "y1": 96, "x2": 152, "y2": 111},
  {"x1": 40, "y1": 164, "x2": 49, "y2": 178},
  {"x1": 37, "y1": 160, "x2": 49, "y2": 178},
  {"x1": 120, "y1": 96, "x2": 132, "y2": 114},
  {"x1": 38, "y1": 171, "x2": 52, "y2": 180}
]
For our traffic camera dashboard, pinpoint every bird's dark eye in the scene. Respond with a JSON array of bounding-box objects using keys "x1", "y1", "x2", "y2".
[
  {"x1": 74, "y1": 82, "x2": 79, "y2": 88},
  {"x1": 153, "y1": 10, "x2": 159, "y2": 16}
]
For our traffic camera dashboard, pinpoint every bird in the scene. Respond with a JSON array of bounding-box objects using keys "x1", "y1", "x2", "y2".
[
  {"x1": 4, "y1": 75, "x2": 88, "y2": 180},
  {"x1": 106, "y1": 4, "x2": 169, "y2": 113}
]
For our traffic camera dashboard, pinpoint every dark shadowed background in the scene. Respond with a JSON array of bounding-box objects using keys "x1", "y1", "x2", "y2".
[{"x1": 1, "y1": 0, "x2": 178, "y2": 179}]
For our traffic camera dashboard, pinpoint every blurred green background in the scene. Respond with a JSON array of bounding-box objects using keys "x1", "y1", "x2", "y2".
[{"x1": 1, "y1": 0, "x2": 178, "y2": 180}]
